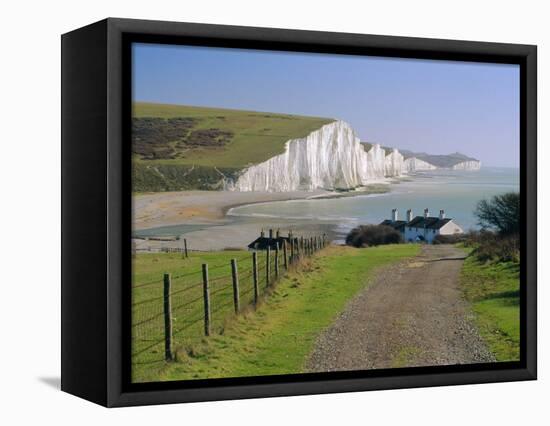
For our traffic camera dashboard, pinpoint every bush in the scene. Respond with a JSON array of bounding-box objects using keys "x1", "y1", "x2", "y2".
[
  {"x1": 432, "y1": 233, "x2": 466, "y2": 245},
  {"x1": 462, "y1": 229, "x2": 519, "y2": 263},
  {"x1": 345, "y1": 225, "x2": 403, "y2": 247},
  {"x1": 471, "y1": 233, "x2": 519, "y2": 263}
]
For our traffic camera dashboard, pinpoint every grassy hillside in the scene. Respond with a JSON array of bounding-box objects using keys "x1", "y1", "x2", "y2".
[
  {"x1": 460, "y1": 254, "x2": 520, "y2": 361},
  {"x1": 132, "y1": 103, "x2": 333, "y2": 191},
  {"x1": 132, "y1": 244, "x2": 419, "y2": 383}
]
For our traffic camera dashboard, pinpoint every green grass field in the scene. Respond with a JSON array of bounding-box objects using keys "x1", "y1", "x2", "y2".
[
  {"x1": 460, "y1": 254, "x2": 520, "y2": 361},
  {"x1": 133, "y1": 102, "x2": 333, "y2": 168},
  {"x1": 132, "y1": 249, "x2": 262, "y2": 382},
  {"x1": 132, "y1": 244, "x2": 419, "y2": 383}
]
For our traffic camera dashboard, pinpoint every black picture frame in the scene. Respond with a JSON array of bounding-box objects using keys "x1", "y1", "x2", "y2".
[{"x1": 61, "y1": 17, "x2": 537, "y2": 407}]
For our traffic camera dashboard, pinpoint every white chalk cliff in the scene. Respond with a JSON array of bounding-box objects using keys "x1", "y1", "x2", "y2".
[
  {"x1": 232, "y1": 120, "x2": 478, "y2": 192},
  {"x1": 234, "y1": 121, "x2": 373, "y2": 192},
  {"x1": 451, "y1": 160, "x2": 482, "y2": 170},
  {"x1": 402, "y1": 157, "x2": 438, "y2": 172},
  {"x1": 385, "y1": 149, "x2": 404, "y2": 177}
]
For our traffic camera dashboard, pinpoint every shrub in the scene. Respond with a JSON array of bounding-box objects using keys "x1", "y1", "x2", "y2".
[
  {"x1": 471, "y1": 233, "x2": 519, "y2": 263},
  {"x1": 432, "y1": 233, "x2": 466, "y2": 245},
  {"x1": 345, "y1": 225, "x2": 402, "y2": 247},
  {"x1": 462, "y1": 229, "x2": 519, "y2": 263}
]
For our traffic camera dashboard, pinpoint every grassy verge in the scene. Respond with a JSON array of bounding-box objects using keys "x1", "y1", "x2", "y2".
[
  {"x1": 132, "y1": 249, "x2": 255, "y2": 382},
  {"x1": 135, "y1": 244, "x2": 419, "y2": 383},
  {"x1": 460, "y1": 253, "x2": 520, "y2": 361}
]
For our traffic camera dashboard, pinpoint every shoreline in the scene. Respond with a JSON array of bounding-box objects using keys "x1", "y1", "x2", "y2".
[
  {"x1": 133, "y1": 183, "x2": 394, "y2": 232},
  {"x1": 223, "y1": 184, "x2": 391, "y2": 217},
  {"x1": 133, "y1": 189, "x2": 328, "y2": 231},
  {"x1": 132, "y1": 183, "x2": 397, "y2": 251}
]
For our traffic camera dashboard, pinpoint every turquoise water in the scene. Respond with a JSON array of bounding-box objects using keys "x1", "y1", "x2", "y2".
[{"x1": 228, "y1": 167, "x2": 519, "y2": 238}]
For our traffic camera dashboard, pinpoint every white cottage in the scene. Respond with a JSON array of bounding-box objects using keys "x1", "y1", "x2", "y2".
[{"x1": 380, "y1": 208, "x2": 463, "y2": 243}]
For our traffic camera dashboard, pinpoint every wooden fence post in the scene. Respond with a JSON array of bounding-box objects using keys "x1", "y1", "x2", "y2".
[
  {"x1": 283, "y1": 240, "x2": 288, "y2": 270},
  {"x1": 252, "y1": 252, "x2": 259, "y2": 306},
  {"x1": 163, "y1": 273, "x2": 173, "y2": 361},
  {"x1": 266, "y1": 246, "x2": 271, "y2": 286},
  {"x1": 202, "y1": 264, "x2": 211, "y2": 336},
  {"x1": 184, "y1": 238, "x2": 188, "y2": 258},
  {"x1": 231, "y1": 258, "x2": 240, "y2": 314},
  {"x1": 290, "y1": 238, "x2": 294, "y2": 264},
  {"x1": 275, "y1": 243, "x2": 280, "y2": 278}
]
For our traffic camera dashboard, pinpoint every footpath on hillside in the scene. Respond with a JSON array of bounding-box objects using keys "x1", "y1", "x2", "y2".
[{"x1": 306, "y1": 244, "x2": 495, "y2": 371}]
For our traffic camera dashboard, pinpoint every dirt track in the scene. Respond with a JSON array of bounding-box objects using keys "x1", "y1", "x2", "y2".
[{"x1": 306, "y1": 244, "x2": 494, "y2": 372}]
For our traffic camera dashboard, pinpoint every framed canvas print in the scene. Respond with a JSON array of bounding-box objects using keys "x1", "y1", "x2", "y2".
[{"x1": 61, "y1": 18, "x2": 537, "y2": 407}]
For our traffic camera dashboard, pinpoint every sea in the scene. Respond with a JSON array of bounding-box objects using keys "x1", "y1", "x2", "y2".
[{"x1": 226, "y1": 167, "x2": 519, "y2": 242}]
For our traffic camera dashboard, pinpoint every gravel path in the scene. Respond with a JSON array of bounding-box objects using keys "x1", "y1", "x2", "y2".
[{"x1": 306, "y1": 244, "x2": 495, "y2": 372}]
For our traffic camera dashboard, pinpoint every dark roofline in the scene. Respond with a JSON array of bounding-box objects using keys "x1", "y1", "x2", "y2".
[
  {"x1": 247, "y1": 235, "x2": 295, "y2": 250},
  {"x1": 380, "y1": 219, "x2": 407, "y2": 230},
  {"x1": 405, "y1": 216, "x2": 452, "y2": 229}
]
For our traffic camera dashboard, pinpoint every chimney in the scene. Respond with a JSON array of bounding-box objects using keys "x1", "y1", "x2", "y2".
[
  {"x1": 439, "y1": 209, "x2": 445, "y2": 219},
  {"x1": 391, "y1": 208, "x2": 398, "y2": 222},
  {"x1": 276, "y1": 229, "x2": 280, "y2": 238},
  {"x1": 424, "y1": 208, "x2": 429, "y2": 218},
  {"x1": 406, "y1": 209, "x2": 413, "y2": 222},
  {"x1": 260, "y1": 229, "x2": 265, "y2": 238},
  {"x1": 269, "y1": 229, "x2": 273, "y2": 239}
]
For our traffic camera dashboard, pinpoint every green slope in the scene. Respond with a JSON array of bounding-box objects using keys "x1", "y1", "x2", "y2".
[
  {"x1": 460, "y1": 254, "x2": 520, "y2": 361},
  {"x1": 134, "y1": 102, "x2": 333, "y2": 167},
  {"x1": 132, "y1": 103, "x2": 333, "y2": 191}
]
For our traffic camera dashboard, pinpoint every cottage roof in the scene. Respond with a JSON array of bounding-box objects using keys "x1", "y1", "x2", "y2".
[
  {"x1": 379, "y1": 219, "x2": 407, "y2": 231},
  {"x1": 247, "y1": 236, "x2": 292, "y2": 250},
  {"x1": 405, "y1": 216, "x2": 452, "y2": 230}
]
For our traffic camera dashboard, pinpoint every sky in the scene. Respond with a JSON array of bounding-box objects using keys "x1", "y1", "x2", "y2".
[{"x1": 133, "y1": 43, "x2": 520, "y2": 168}]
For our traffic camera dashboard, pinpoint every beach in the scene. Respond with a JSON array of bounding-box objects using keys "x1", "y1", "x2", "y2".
[
  {"x1": 133, "y1": 189, "x2": 335, "y2": 252},
  {"x1": 132, "y1": 185, "x2": 391, "y2": 251},
  {"x1": 133, "y1": 189, "x2": 334, "y2": 228}
]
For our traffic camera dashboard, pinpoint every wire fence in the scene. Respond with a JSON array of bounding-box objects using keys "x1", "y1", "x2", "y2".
[{"x1": 131, "y1": 232, "x2": 328, "y2": 366}]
